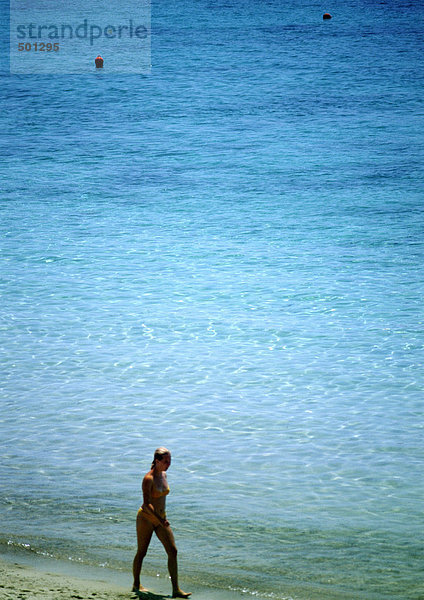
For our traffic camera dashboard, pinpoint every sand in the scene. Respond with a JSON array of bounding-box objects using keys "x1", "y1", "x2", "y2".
[
  {"x1": 0, "y1": 553, "x2": 265, "y2": 600},
  {"x1": 0, "y1": 557, "x2": 131, "y2": 600}
]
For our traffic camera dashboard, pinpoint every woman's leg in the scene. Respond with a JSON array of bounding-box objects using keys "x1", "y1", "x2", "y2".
[
  {"x1": 155, "y1": 525, "x2": 191, "y2": 598},
  {"x1": 132, "y1": 512, "x2": 154, "y2": 591}
]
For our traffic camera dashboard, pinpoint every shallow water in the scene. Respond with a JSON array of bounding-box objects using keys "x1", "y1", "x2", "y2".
[{"x1": 1, "y1": 1, "x2": 423, "y2": 598}]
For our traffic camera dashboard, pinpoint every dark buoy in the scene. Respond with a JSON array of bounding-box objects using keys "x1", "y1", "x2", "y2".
[
  {"x1": 95, "y1": 55, "x2": 104, "y2": 68},
  {"x1": 323, "y1": 13, "x2": 332, "y2": 20}
]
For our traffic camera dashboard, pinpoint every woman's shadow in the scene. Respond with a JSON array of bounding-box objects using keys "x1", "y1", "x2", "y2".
[{"x1": 131, "y1": 591, "x2": 168, "y2": 600}]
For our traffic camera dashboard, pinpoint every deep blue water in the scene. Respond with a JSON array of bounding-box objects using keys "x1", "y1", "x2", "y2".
[{"x1": 1, "y1": 1, "x2": 423, "y2": 599}]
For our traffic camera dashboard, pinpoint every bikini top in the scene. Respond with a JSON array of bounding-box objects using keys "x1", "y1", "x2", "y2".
[{"x1": 151, "y1": 484, "x2": 170, "y2": 498}]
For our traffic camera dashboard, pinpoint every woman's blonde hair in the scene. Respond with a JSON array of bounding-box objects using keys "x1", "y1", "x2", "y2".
[{"x1": 151, "y1": 447, "x2": 170, "y2": 469}]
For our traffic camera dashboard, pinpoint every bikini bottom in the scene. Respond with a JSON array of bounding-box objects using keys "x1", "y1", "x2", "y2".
[{"x1": 137, "y1": 507, "x2": 166, "y2": 530}]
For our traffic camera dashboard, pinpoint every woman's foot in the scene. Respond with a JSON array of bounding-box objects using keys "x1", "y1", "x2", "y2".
[
  {"x1": 132, "y1": 584, "x2": 149, "y2": 595},
  {"x1": 172, "y1": 590, "x2": 191, "y2": 598}
]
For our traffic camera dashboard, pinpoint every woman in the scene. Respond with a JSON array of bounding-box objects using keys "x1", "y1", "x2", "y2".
[{"x1": 132, "y1": 447, "x2": 191, "y2": 598}]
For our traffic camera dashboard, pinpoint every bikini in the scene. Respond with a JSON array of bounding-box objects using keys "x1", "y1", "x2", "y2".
[
  {"x1": 151, "y1": 484, "x2": 170, "y2": 499},
  {"x1": 138, "y1": 483, "x2": 170, "y2": 528}
]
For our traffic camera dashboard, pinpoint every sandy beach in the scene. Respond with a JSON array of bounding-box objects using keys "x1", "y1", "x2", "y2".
[
  {"x1": 0, "y1": 554, "x2": 267, "y2": 600},
  {"x1": 0, "y1": 557, "x2": 131, "y2": 600}
]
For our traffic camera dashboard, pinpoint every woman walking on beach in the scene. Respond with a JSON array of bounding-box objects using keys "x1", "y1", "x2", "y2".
[{"x1": 132, "y1": 447, "x2": 191, "y2": 598}]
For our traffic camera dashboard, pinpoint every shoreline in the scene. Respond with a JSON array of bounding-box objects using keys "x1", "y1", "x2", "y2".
[{"x1": 0, "y1": 551, "x2": 273, "y2": 600}]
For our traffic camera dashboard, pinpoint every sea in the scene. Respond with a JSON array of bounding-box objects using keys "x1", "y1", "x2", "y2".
[{"x1": 0, "y1": 0, "x2": 423, "y2": 599}]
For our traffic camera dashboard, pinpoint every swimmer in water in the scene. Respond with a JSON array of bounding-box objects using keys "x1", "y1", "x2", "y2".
[{"x1": 132, "y1": 447, "x2": 191, "y2": 598}]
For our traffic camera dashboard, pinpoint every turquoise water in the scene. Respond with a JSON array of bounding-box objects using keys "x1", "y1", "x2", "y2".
[{"x1": 1, "y1": 1, "x2": 424, "y2": 599}]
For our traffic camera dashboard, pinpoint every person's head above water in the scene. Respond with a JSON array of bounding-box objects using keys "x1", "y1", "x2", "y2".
[{"x1": 151, "y1": 447, "x2": 171, "y2": 470}]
